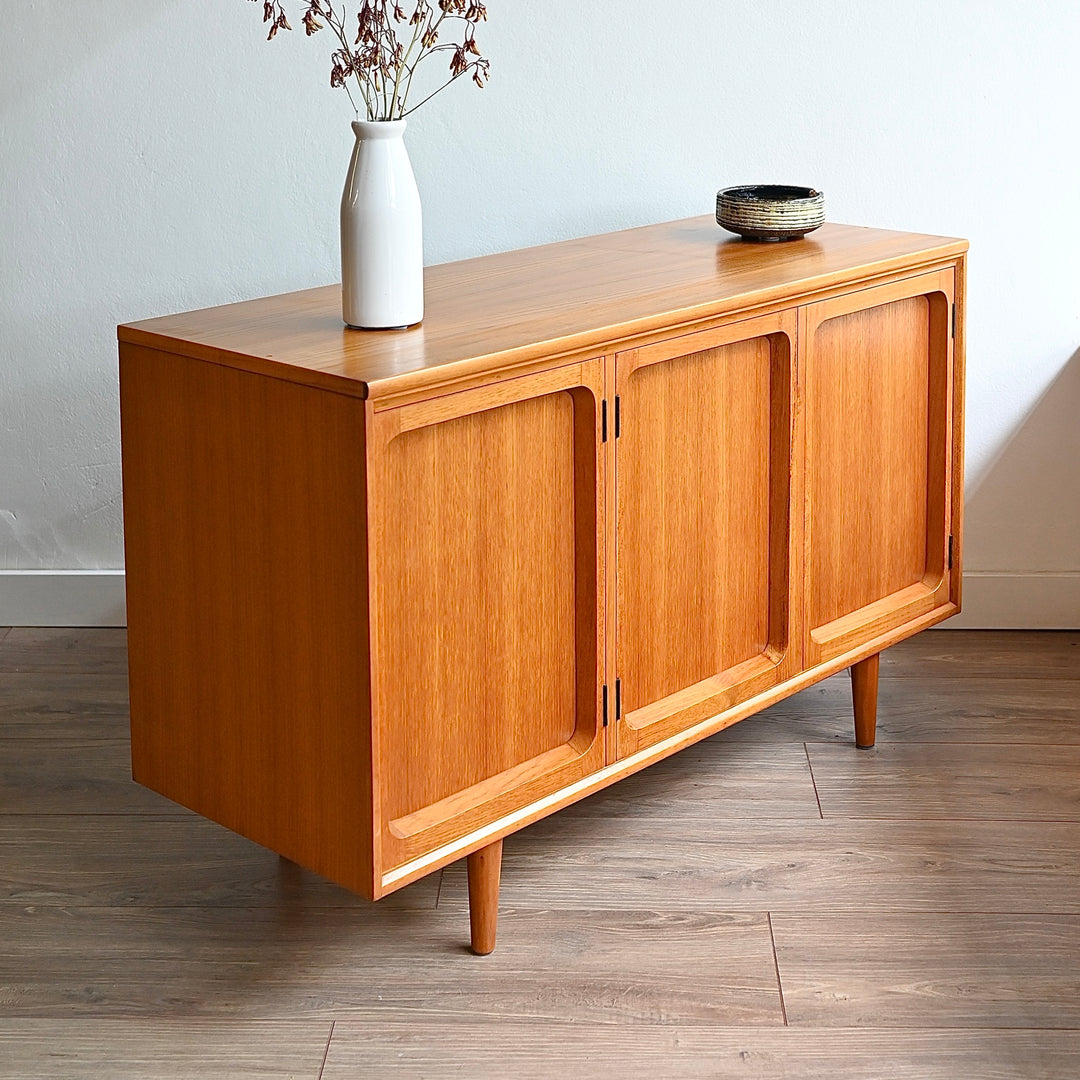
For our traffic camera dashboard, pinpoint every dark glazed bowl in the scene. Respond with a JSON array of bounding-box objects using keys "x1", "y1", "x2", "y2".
[{"x1": 716, "y1": 185, "x2": 825, "y2": 241}]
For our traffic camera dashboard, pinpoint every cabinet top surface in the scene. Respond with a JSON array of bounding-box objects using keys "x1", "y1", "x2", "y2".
[{"x1": 119, "y1": 216, "x2": 966, "y2": 401}]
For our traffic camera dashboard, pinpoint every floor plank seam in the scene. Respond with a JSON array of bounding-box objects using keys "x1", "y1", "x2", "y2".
[
  {"x1": 804, "y1": 739, "x2": 1080, "y2": 747},
  {"x1": 766, "y1": 912, "x2": 788, "y2": 1026},
  {"x1": 0, "y1": 813, "x2": 197, "y2": 819},
  {"x1": 878, "y1": 676, "x2": 1080, "y2": 682},
  {"x1": 0, "y1": 813, "x2": 203, "y2": 822},
  {"x1": 317, "y1": 1019, "x2": 334, "y2": 1080},
  {"x1": 2, "y1": 905, "x2": 1079, "y2": 917},
  {"x1": 435, "y1": 867, "x2": 445, "y2": 910},
  {"x1": 820, "y1": 816, "x2": 1080, "y2": 824},
  {"x1": 803, "y1": 743, "x2": 824, "y2": 819},
  {"x1": 755, "y1": 909, "x2": 1080, "y2": 917}
]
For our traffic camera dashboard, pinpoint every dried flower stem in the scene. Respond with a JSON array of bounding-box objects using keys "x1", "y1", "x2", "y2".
[
  {"x1": 247, "y1": 0, "x2": 490, "y2": 121},
  {"x1": 314, "y1": 2, "x2": 368, "y2": 116}
]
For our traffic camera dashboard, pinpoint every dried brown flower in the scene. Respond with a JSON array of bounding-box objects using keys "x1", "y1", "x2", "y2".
[{"x1": 246, "y1": 0, "x2": 490, "y2": 119}]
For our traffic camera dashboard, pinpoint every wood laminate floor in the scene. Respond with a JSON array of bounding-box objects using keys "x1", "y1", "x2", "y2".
[{"x1": 0, "y1": 628, "x2": 1077, "y2": 1077}]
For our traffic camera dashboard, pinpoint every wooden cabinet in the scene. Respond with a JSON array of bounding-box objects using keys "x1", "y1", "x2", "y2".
[{"x1": 119, "y1": 217, "x2": 967, "y2": 954}]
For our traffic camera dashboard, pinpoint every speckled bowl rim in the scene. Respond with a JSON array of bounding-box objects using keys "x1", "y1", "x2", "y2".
[{"x1": 717, "y1": 184, "x2": 824, "y2": 206}]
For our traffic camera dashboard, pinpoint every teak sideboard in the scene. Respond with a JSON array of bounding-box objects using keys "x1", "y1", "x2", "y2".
[{"x1": 119, "y1": 217, "x2": 967, "y2": 954}]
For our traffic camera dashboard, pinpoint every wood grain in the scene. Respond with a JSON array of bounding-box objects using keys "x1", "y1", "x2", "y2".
[
  {"x1": 850, "y1": 653, "x2": 879, "y2": 748},
  {"x1": 616, "y1": 315, "x2": 796, "y2": 757},
  {"x1": 746, "y1": 675, "x2": 1080, "y2": 745},
  {"x1": 376, "y1": 390, "x2": 579, "y2": 819},
  {"x1": 466, "y1": 838, "x2": 502, "y2": 955},
  {"x1": 365, "y1": 363, "x2": 606, "y2": 874},
  {"x1": 801, "y1": 272, "x2": 955, "y2": 666},
  {"x1": 118, "y1": 219, "x2": 967, "y2": 405},
  {"x1": 0, "y1": 1020, "x2": 332, "y2": 1080},
  {"x1": 375, "y1": 605, "x2": 963, "y2": 896},
  {"x1": 0, "y1": 628, "x2": 127, "y2": 674},
  {"x1": 808, "y1": 742, "x2": 1080, "y2": 820},
  {"x1": 949, "y1": 253, "x2": 967, "y2": 610},
  {"x1": 773, "y1": 912, "x2": 1080, "y2": 1028},
  {"x1": 808, "y1": 296, "x2": 932, "y2": 627},
  {"x1": 6, "y1": 627, "x2": 1080, "y2": 1073},
  {"x1": 0, "y1": 816, "x2": 438, "y2": 910},
  {"x1": 0, "y1": 905, "x2": 781, "y2": 1023},
  {"x1": 120, "y1": 345, "x2": 376, "y2": 898},
  {"x1": 321, "y1": 1023, "x2": 1080, "y2": 1079},
  {"x1": 0, "y1": 675, "x2": 129, "y2": 739},
  {"x1": 620, "y1": 334, "x2": 772, "y2": 709},
  {"x1": 436, "y1": 817, "x2": 1080, "y2": 914},
  {"x1": 551, "y1": 741, "x2": 821, "y2": 822},
  {"x1": 881, "y1": 630, "x2": 1080, "y2": 679},
  {"x1": 0, "y1": 738, "x2": 188, "y2": 815}
]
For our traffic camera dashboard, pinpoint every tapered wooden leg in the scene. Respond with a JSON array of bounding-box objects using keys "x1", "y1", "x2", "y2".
[
  {"x1": 850, "y1": 652, "x2": 880, "y2": 749},
  {"x1": 466, "y1": 838, "x2": 503, "y2": 955}
]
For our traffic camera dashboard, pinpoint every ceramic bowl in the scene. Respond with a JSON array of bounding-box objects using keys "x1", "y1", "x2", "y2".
[{"x1": 715, "y1": 185, "x2": 825, "y2": 241}]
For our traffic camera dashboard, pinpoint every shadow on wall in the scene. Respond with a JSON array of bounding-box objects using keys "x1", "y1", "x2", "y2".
[{"x1": 957, "y1": 348, "x2": 1080, "y2": 628}]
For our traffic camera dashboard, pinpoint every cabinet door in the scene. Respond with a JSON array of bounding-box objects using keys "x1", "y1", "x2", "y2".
[
  {"x1": 801, "y1": 269, "x2": 957, "y2": 667},
  {"x1": 614, "y1": 311, "x2": 799, "y2": 759},
  {"x1": 366, "y1": 359, "x2": 606, "y2": 881}
]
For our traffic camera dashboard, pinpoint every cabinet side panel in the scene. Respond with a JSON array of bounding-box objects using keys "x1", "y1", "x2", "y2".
[
  {"x1": 120, "y1": 345, "x2": 374, "y2": 897},
  {"x1": 377, "y1": 390, "x2": 581, "y2": 823},
  {"x1": 807, "y1": 297, "x2": 933, "y2": 628},
  {"x1": 951, "y1": 257, "x2": 967, "y2": 610},
  {"x1": 618, "y1": 337, "x2": 773, "y2": 712}
]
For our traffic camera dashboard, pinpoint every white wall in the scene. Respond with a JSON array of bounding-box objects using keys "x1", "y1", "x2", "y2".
[{"x1": 2, "y1": 0, "x2": 1078, "y2": 626}]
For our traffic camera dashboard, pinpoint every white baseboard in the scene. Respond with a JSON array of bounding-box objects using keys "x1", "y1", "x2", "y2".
[
  {"x1": 0, "y1": 570, "x2": 1076, "y2": 631},
  {"x1": 945, "y1": 572, "x2": 1080, "y2": 629},
  {"x1": 0, "y1": 571, "x2": 127, "y2": 627}
]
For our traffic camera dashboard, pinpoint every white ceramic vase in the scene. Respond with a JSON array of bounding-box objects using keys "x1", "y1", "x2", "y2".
[{"x1": 340, "y1": 119, "x2": 424, "y2": 330}]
